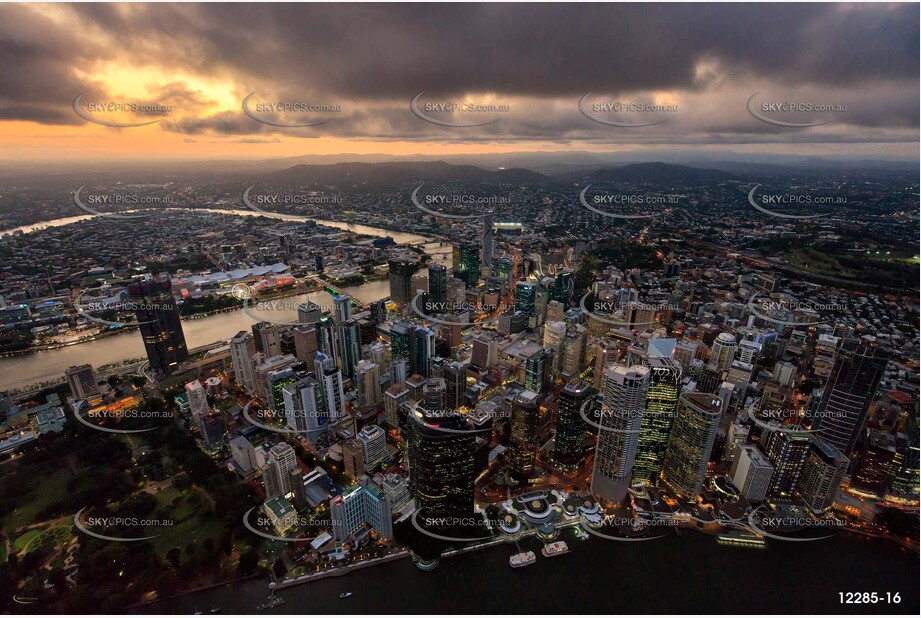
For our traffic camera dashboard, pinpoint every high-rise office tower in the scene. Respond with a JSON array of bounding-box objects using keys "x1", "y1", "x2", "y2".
[
  {"x1": 555, "y1": 379, "x2": 593, "y2": 467},
  {"x1": 384, "y1": 383, "x2": 410, "y2": 429},
  {"x1": 388, "y1": 258, "x2": 419, "y2": 307},
  {"x1": 514, "y1": 282, "x2": 536, "y2": 318},
  {"x1": 316, "y1": 316, "x2": 340, "y2": 367},
  {"x1": 186, "y1": 379, "x2": 210, "y2": 427},
  {"x1": 592, "y1": 364, "x2": 650, "y2": 503},
  {"x1": 292, "y1": 324, "x2": 318, "y2": 372},
  {"x1": 443, "y1": 360, "x2": 468, "y2": 410},
  {"x1": 545, "y1": 301, "x2": 565, "y2": 323},
  {"x1": 561, "y1": 325, "x2": 587, "y2": 380},
  {"x1": 126, "y1": 275, "x2": 189, "y2": 376},
  {"x1": 264, "y1": 442, "x2": 297, "y2": 500},
  {"x1": 389, "y1": 358, "x2": 408, "y2": 387},
  {"x1": 798, "y1": 438, "x2": 849, "y2": 513},
  {"x1": 729, "y1": 444, "x2": 774, "y2": 502},
  {"x1": 453, "y1": 243, "x2": 481, "y2": 288},
  {"x1": 283, "y1": 375, "x2": 328, "y2": 438},
  {"x1": 551, "y1": 270, "x2": 574, "y2": 309},
  {"x1": 297, "y1": 300, "x2": 322, "y2": 325},
  {"x1": 315, "y1": 351, "x2": 347, "y2": 423},
  {"x1": 851, "y1": 428, "x2": 897, "y2": 497},
  {"x1": 428, "y1": 263, "x2": 448, "y2": 306},
  {"x1": 252, "y1": 322, "x2": 282, "y2": 357},
  {"x1": 811, "y1": 338, "x2": 889, "y2": 455},
  {"x1": 338, "y1": 319, "x2": 362, "y2": 380},
  {"x1": 65, "y1": 364, "x2": 99, "y2": 400},
  {"x1": 357, "y1": 361, "x2": 383, "y2": 408},
  {"x1": 633, "y1": 356, "x2": 682, "y2": 484},
  {"x1": 390, "y1": 320, "x2": 411, "y2": 364},
  {"x1": 509, "y1": 390, "x2": 541, "y2": 482},
  {"x1": 708, "y1": 332, "x2": 738, "y2": 372},
  {"x1": 523, "y1": 348, "x2": 551, "y2": 394},
  {"x1": 230, "y1": 331, "x2": 257, "y2": 392},
  {"x1": 411, "y1": 326, "x2": 436, "y2": 378},
  {"x1": 358, "y1": 424, "x2": 388, "y2": 469},
  {"x1": 764, "y1": 428, "x2": 811, "y2": 498},
  {"x1": 889, "y1": 411, "x2": 920, "y2": 501},
  {"x1": 481, "y1": 214, "x2": 495, "y2": 268},
  {"x1": 409, "y1": 391, "x2": 475, "y2": 526},
  {"x1": 333, "y1": 294, "x2": 352, "y2": 324},
  {"x1": 660, "y1": 392, "x2": 722, "y2": 500},
  {"x1": 543, "y1": 320, "x2": 567, "y2": 377},
  {"x1": 471, "y1": 334, "x2": 497, "y2": 370}
]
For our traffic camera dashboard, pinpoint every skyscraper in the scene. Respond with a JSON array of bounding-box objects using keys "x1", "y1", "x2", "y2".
[
  {"x1": 514, "y1": 281, "x2": 536, "y2": 318},
  {"x1": 292, "y1": 324, "x2": 318, "y2": 371},
  {"x1": 708, "y1": 332, "x2": 738, "y2": 372},
  {"x1": 763, "y1": 428, "x2": 811, "y2": 498},
  {"x1": 509, "y1": 389, "x2": 541, "y2": 482},
  {"x1": 811, "y1": 338, "x2": 889, "y2": 455},
  {"x1": 252, "y1": 321, "x2": 282, "y2": 357},
  {"x1": 65, "y1": 364, "x2": 99, "y2": 401},
  {"x1": 409, "y1": 395, "x2": 476, "y2": 527},
  {"x1": 126, "y1": 275, "x2": 189, "y2": 376},
  {"x1": 798, "y1": 438, "x2": 849, "y2": 513},
  {"x1": 633, "y1": 356, "x2": 682, "y2": 484},
  {"x1": 592, "y1": 364, "x2": 650, "y2": 503},
  {"x1": 555, "y1": 378, "x2": 593, "y2": 467},
  {"x1": 411, "y1": 326, "x2": 435, "y2": 378},
  {"x1": 338, "y1": 319, "x2": 362, "y2": 380},
  {"x1": 660, "y1": 392, "x2": 722, "y2": 500},
  {"x1": 388, "y1": 258, "x2": 419, "y2": 307},
  {"x1": 230, "y1": 331, "x2": 257, "y2": 392},
  {"x1": 481, "y1": 213, "x2": 495, "y2": 268},
  {"x1": 297, "y1": 300, "x2": 322, "y2": 325},
  {"x1": 453, "y1": 243, "x2": 481, "y2": 288},
  {"x1": 428, "y1": 263, "x2": 448, "y2": 306},
  {"x1": 264, "y1": 442, "x2": 297, "y2": 500},
  {"x1": 317, "y1": 351, "x2": 347, "y2": 423},
  {"x1": 443, "y1": 360, "x2": 468, "y2": 410}
]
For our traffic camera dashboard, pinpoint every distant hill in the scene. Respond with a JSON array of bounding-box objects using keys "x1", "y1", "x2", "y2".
[
  {"x1": 265, "y1": 160, "x2": 548, "y2": 186},
  {"x1": 558, "y1": 162, "x2": 737, "y2": 183}
]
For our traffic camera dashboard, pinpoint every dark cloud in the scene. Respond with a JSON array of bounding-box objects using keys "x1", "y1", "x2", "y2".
[{"x1": 0, "y1": 3, "x2": 916, "y2": 144}]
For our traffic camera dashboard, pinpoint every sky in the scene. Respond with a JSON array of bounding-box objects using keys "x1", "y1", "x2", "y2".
[{"x1": 0, "y1": 2, "x2": 918, "y2": 163}]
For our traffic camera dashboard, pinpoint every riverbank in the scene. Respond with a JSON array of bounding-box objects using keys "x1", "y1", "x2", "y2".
[{"x1": 276, "y1": 550, "x2": 410, "y2": 590}]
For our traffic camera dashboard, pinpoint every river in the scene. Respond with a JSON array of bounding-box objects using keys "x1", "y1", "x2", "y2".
[
  {"x1": 133, "y1": 531, "x2": 919, "y2": 614},
  {"x1": 0, "y1": 210, "x2": 451, "y2": 391}
]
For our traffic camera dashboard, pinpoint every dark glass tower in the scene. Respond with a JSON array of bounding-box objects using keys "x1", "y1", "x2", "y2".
[
  {"x1": 453, "y1": 243, "x2": 481, "y2": 288},
  {"x1": 633, "y1": 356, "x2": 682, "y2": 484},
  {"x1": 514, "y1": 282, "x2": 536, "y2": 317},
  {"x1": 509, "y1": 389, "x2": 541, "y2": 481},
  {"x1": 555, "y1": 378, "x2": 593, "y2": 466},
  {"x1": 409, "y1": 384, "x2": 476, "y2": 526},
  {"x1": 388, "y1": 258, "x2": 419, "y2": 307},
  {"x1": 811, "y1": 338, "x2": 889, "y2": 455},
  {"x1": 428, "y1": 263, "x2": 448, "y2": 306},
  {"x1": 127, "y1": 275, "x2": 189, "y2": 376}
]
